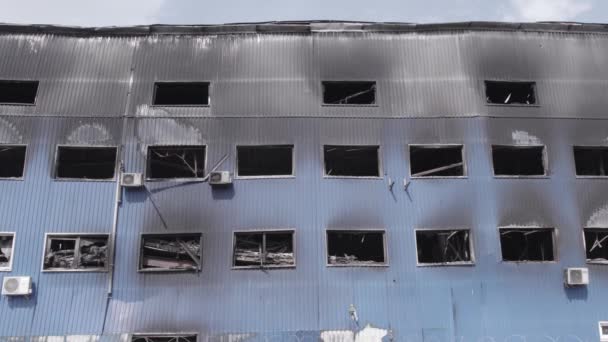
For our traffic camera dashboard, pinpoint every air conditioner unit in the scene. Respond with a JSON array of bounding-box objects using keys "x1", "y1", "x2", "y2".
[
  {"x1": 564, "y1": 267, "x2": 589, "y2": 286},
  {"x1": 121, "y1": 173, "x2": 143, "y2": 187},
  {"x1": 2, "y1": 276, "x2": 32, "y2": 296},
  {"x1": 209, "y1": 171, "x2": 232, "y2": 185}
]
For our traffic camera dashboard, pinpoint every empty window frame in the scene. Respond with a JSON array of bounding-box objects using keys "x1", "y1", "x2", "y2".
[
  {"x1": 410, "y1": 145, "x2": 465, "y2": 177},
  {"x1": 599, "y1": 322, "x2": 608, "y2": 342},
  {"x1": 322, "y1": 81, "x2": 376, "y2": 105},
  {"x1": 584, "y1": 228, "x2": 608, "y2": 264},
  {"x1": 55, "y1": 146, "x2": 117, "y2": 180},
  {"x1": 139, "y1": 233, "x2": 202, "y2": 272},
  {"x1": 485, "y1": 81, "x2": 536, "y2": 105},
  {"x1": 499, "y1": 228, "x2": 555, "y2": 262},
  {"x1": 153, "y1": 82, "x2": 209, "y2": 106},
  {"x1": 0, "y1": 233, "x2": 15, "y2": 271},
  {"x1": 492, "y1": 145, "x2": 546, "y2": 176},
  {"x1": 573, "y1": 146, "x2": 608, "y2": 177},
  {"x1": 0, "y1": 80, "x2": 38, "y2": 105},
  {"x1": 416, "y1": 229, "x2": 473, "y2": 265},
  {"x1": 132, "y1": 335, "x2": 197, "y2": 342},
  {"x1": 232, "y1": 230, "x2": 295, "y2": 268},
  {"x1": 326, "y1": 230, "x2": 387, "y2": 266},
  {"x1": 147, "y1": 146, "x2": 206, "y2": 180},
  {"x1": 43, "y1": 234, "x2": 109, "y2": 271},
  {"x1": 0, "y1": 145, "x2": 26, "y2": 179},
  {"x1": 324, "y1": 145, "x2": 380, "y2": 177},
  {"x1": 236, "y1": 145, "x2": 294, "y2": 177}
]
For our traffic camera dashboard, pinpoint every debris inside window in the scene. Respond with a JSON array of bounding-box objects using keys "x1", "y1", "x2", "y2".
[
  {"x1": 584, "y1": 229, "x2": 608, "y2": 263},
  {"x1": 485, "y1": 81, "x2": 536, "y2": 105},
  {"x1": 574, "y1": 147, "x2": 608, "y2": 176},
  {"x1": 324, "y1": 145, "x2": 380, "y2": 177},
  {"x1": 0, "y1": 145, "x2": 26, "y2": 178},
  {"x1": 147, "y1": 146, "x2": 205, "y2": 179},
  {"x1": 233, "y1": 231, "x2": 294, "y2": 268},
  {"x1": 0, "y1": 234, "x2": 14, "y2": 269},
  {"x1": 492, "y1": 145, "x2": 545, "y2": 176},
  {"x1": 237, "y1": 145, "x2": 293, "y2": 177},
  {"x1": 416, "y1": 230, "x2": 472, "y2": 264},
  {"x1": 43, "y1": 235, "x2": 108, "y2": 271},
  {"x1": 322, "y1": 81, "x2": 376, "y2": 105},
  {"x1": 410, "y1": 145, "x2": 464, "y2": 177},
  {"x1": 327, "y1": 231, "x2": 386, "y2": 266},
  {"x1": 56, "y1": 146, "x2": 117, "y2": 180},
  {"x1": 0, "y1": 80, "x2": 38, "y2": 104},
  {"x1": 140, "y1": 234, "x2": 202, "y2": 271},
  {"x1": 132, "y1": 335, "x2": 197, "y2": 342},
  {"x1": 153, "y1": 82, "x2": 209, "y2": 106},
  {"x1": 499, "y1": 228, "x2": 554, "y2": 262}
]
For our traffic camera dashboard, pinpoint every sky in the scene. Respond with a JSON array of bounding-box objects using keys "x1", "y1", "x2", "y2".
[{"x1": 0, "y1": 0, "x2": 606, "y2": 27}]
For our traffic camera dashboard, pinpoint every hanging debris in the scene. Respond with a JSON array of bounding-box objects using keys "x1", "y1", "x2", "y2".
[
  {"x1": 322, "y1": 81, "x2": 376, "y2": 105},
  {"x1": 410, "y1": 145, "x2": 464, "y2": 177},
  {"x1": 485, "y1": 81, "x2": 536, "y2": 105},
  {"x1": 44, "y1": 235, "x2": 108, "y2": 270},
  {"x1": 416, "y1": 229, "x2": 472, "y2": 264},
  {"x1": 584, "y1": 228, "x2": 608, "y2": 262},
  {"x1": 140, "y1": 234, "x2": 201, "y2": 271},
  {"x1": 500, "y1": 228, "x2": 555, "y2": 262},
  {"x1": 233, "y1": 231, "x2": 294, "y2": 268},
  {"x1": 147, "y1": 146, "x2": 206, "y2": 179}
]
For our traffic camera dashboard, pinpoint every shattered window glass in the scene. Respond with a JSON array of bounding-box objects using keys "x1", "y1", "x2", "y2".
[
  {"x1": 153, "y1": 82, "x2": 209, "y2": 106},
  {"x1": 56, "y1": 146, "x2": 117, "y2": 180},
  {"x1": 416, "y1": 230, "x2": 472, "y2": 264},
  {"x1": 140, "y1": 234, "x2": 202, "y2": 271},
  {"x1": 132, "y1": 335, "x2": 197, "y2": 342},
  {"x1": 573, "y1": 147, "x2": 608, "y2": 176},
  {"x1": 0, "y1": 234, "x2": 15, "y2": 269},
  {"x1": 324, "y1": 145, "x2": 380, "y2": 177},
  {"x1": 584, "y1": 229, "x2": 608, "y2": 263},
  {"x1": 322, "y1": 81, "x2": 376, "y2": 105},
  {"x1": 499, "y1": 228, "x2": 554, "y2": 262},
  {"x1": 410, "y1": 145, "x2": 464, "y2": 177},
  {"x1": 237, "y1": 145, "x2": 293, "y2": 177},
  {"x1": 327, "y1": 231, "x2": 386, "y2": 266},
  {"x1": 147, "y1": 146, "x2": 206, "y2": 179},
  {"x1": 0, "y1": 80, "x2": 38, "y2": 104},
  {"x1": 43, "y1": 235, "x2": 108, "y2": 271},
  {"x1": 492, "y1": 145, "x2": 545, "y2": 176},
  {"x1": 0, "y1": 145, "x2": 26, "y2": 178},
  {"x1": 233, "y1": 231, "x2": 294, "y2": 268},
  {"x1": 485, "y1": 81, "x2": 536, "y2": 105}
]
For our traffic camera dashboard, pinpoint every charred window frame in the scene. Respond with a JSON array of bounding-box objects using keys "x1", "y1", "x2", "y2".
[
  {"x1": 485, "y1": 80, "x2": 537, "y2": 106},
  {"x1": 236, "y1": 145, "x2": 295, "y2": 178},
  {"x1": 232, "y1": 230, "x2": 295, "y2": 269},
  {"x1": 153, "y1": 82, "x2": 210, "y2": 106},
  {"x1": 0, "y1": 80, "x2": 39, "y2": 105},
  {"x1": 54, "y1": 145, "x2": 118, "y2": 181},
  {"x1": 499, "y1": 228, "x2": 556, "y2": 263},
  {"x1": 322, "y1": 81, "x2": 376, "y2": 106},
  {"x1": 323, "y1": 145, "x2": 381, "y2": 178},
  {"x1": 139, "y1": 233, "x2": 202, "y2": 272},
  {"x1": 599, "y1": 322, "x2": 608, "y2": 342},
  {"x1": 584, "y1": 228, "x2": 608, "y2": 264},
  {"x1": 131, "y1": 334, "x2": 198, "y2": 342},
  {"x1": 0, "y1": 144, "x2": 27, "y2": 180},
  {"x1": 415, "y1": 229, "x2": 474, "y2": 266},
  {"x1": 0, "y1": 232, "x2": 15, "y2": 271},
  {"x1": 326, "y1": 230, "x2": 387, "y2": 267},
  {"x1": 146, "y1": 145, "x2": 206, "y2": 180},
  {"x1": 42, "y1": 234, "x2": 109, "y2": 272},
  {"x1": 409, "y1": 144, "x2": 466, "y2": 178},
  {"x1": 573, "y1": 146, "x2": 608, "y2": 177},
  {"x1": 492, "y1": 145, "x2": 547, "y2": 177}
]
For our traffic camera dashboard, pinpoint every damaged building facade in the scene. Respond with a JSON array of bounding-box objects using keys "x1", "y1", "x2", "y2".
[{"x1": 0, "y1": 20, "x2": 608, "y2": 341}]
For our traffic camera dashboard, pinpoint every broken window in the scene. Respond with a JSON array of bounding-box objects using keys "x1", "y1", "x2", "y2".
[
  {"x1": 584, "y1": 228, "x2": 608, "y2": 263},
  {"x1": 0, "y1": 145, "x2": 26, "y2": 178},
  {"x1": 233, "y1": 231, "x2": 294, "y2": 268},
  {"x1": 573, "y1": 146, "x2": 608, "y2": 176},
  {"x1": 147, "y1": 146, "x2": 205, "y2": 179},
  {"x1": 416, "y1": 230, "x2": 472, "y2": 265},
  {"x1": 499, "y1": 228, "x2": 555, "y2": 262},
  {"x1": 410, "y1": 145, "x2": 465, "y2": 177},
  {"x1": 140, "y1": 234, "x2": 202, "y2": 272},
  {"x1": 485, "y1": 81, "x2": 536, "y2": 105},
  {"x1": 43, "y1": 235, "x2": 108, "y2": 271},
  {"x1": 0, "y1": 233, "x2": 15, "y2": 270},
  {"x1": 55, "y1": 146, "x2": 117, "y2": 180},
  {"x1": 327, "y1": 230, "x2": 386, "y2": 266},
  {"x1": 237, "y1": 145, "x2": 293, "y2": 177},
  {"x1": 322, "y1": 81, "x2": 376, "y2": 105},
  {"x1": 324, "y1": 145, "x2": 380, "y2": 177},
  {"x1": 0, "y1": 80, "x2": 38, "y2": 105},
  {"x1": 132, "y1": 335, "x2": 197, "y2": 342},
  {"x1": 153, "y1": 82, "x2": 209, "y2": 106},
  {"x1": 492, "y1": 145, "x2": 545, "y2": 176}
]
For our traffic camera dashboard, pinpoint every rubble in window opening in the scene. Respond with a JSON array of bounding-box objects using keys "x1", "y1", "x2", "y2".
[
  {"x1": 77, "y1": 238, "x2": 107, "y2": 268},
  {"x1": 264, "y1": 233, "x2": 294, "y2": 266},
  {"x1": 44, "y1": 237, "x2": 108, "y2": 270},
  {"x1": 0, "y1": 235, "x2": 13, "y2": 268},
  {"x1": 147, "y1": 146, "x2": 206, "y2": 179},
  {"x1": 141, "y1": 235, "x2": 201, "y2": 270},
  {"x1": 327, "y1": 231, "x2": 385, "y2": 265},
  {"x1": 233, "y1": 232, "x2": 294, "y2": 267},
  {"x1": 132, "y1": 335, "x2": 197, "y2": 342},
  {"x1": 585, "y1": 229, "x2": 608, "y2": 262},
  {"x1": 44, "y1": 239, "x2": 76, "y2": 269},
  {"x1": 492, "y1": 145, "x2": 545, "y2": 176},
  {"x1": 500, "y1": 228, "x2": 554, "y2": 262},
  {"x1": 56, "y1": 146, "x2": 117, "y2": 180},
  {"x1": 0, "y1": 145, "x2": 26, "y2": 178},
  {"x1": 485, "y1": 81, "x2": 536, "y2": 105},
  {"x1": 416, "y1": 230, "x2": 471, "y2": 264},
  {"x1": 574, "y1": 147, "x2": 608, "y2": 176},
  {"x1": 324, "y1": 145, "x2": 379, "y2": 177},
  {"x1": 322, "y1": 81, "x2": 376, "y2": 105},
  {"x1": 410, "y1": 146, "x2": 464, "y2": 177}
]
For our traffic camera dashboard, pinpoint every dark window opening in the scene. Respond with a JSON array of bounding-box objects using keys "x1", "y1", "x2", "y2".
[
  {"x1": 0, "y1": 80, "x2": 38, "y2": 105},
  {"x1": 132, "y1": 335, "x2": 197, "y2": 342},
  {"x1": 485, "y1": 81, "x2": 536, "y2": 105},
  {"x1": 233, "y1": 231, "x2": 294, "y2": 268},
  {"x1": 410, "y1": 145, "x2": 464, "y2": 177},
  {"x1": 43, "y1": 235, "x2": 108, "y2": 270},
  {"x1": 153, "y1": 82, "x2": 209, "y2": 106},
  {"x1": 416, "y1": 230, "x2": 472, "y2": 264},
  {"x1": 584, "y1": 229, "x2": 608, "y2": 263},
  {"x1": 324, "y1": 145, "x2": 379, "y2": 177},
  {"x1": 56, "y1": 146, "x2": 117, "y2": 180},
  {"x1": 237, "y1": 145, "x2": 293, "y2": 177},
  {"x1": 574, "y1": 147, "x2": 608, "y2": 176},
  {"x1": 492, "y1": 145, "x2": 545, "y2": 176},
  {"x1": 322, "y1": 81, "x2": 376, "y2": 105},
  {"x1": 147, "y1": 146, "x2": 205, "y2": 179},
  {"x1": 0, "y1": 234, "x2": 14, "y2": 269},
  {"x1": 327, "y1": 231, "x2": 386, "y2": 266},
  {"x1": 500, "y1": 228, "x2": 554, "y2": 262},
  {"x1": 140, "y1": 234, "x2": 202, "y2": 271},
  {"x1": 0, "y1": 145, "x2": 26, "y2": 178}
]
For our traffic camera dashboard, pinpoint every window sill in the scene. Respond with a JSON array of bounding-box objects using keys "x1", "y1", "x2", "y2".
[
  {"x1": 486, "y1": 103, "x2": 540, "y2": 108},
  {"x1": 323, "y1": 175, "x2": 383, "y2": 180},
  {"x1": 493, "y1": 175, "x2": 549, "y2": 179},
  {"x1": 138, "y1": 268, "x2": 200, "y2": 273},
  {"x1": 321, "y1": 104, "x2": 378, "y2": 108},
  {"x1": 235, "y1": 175, "x2": 296, "y2": 180},
  {"x1": 0, "y1": 177, "x2": 25, "y2": 181},
  {"x1": 586, "y1": 260, "x2": 608, "y2": 265},
  {"x1": 53, "y1": 177, "x2": 116, "y2": 182},
  {"x1": 576, "y1": 176, "x2": 608, "y2": 179},
  {"x1": 145, "y1": 178, "x2": 207, "y2": 182},
  {"x1": 501, "y1": 260, "x2": 556, "y2": 264},
  {"x1": 42, "y1": 268, "x2": 108, "y2": 273},
  {"x1": 0, "y1": 103, "x2": 36, "y2": 106},
  {"x1": 417, "y1": 262, "x2": 475, "y2": 267},
  {"x1": 410, "y1": 176, "x2": 468, "y2": 180},
  {"x1": 232, "y1": 265, "x2": 295, "y2": 270},
  {"x1": 150, "y1": 104, "x2": 210, "y2": 108},
  {"x1": 326, "y1": 263, "x2": 388, "y2": 268}
]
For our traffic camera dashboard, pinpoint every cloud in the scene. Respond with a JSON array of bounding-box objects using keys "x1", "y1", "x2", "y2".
[{"x1": 508, "y1": 0, "x2": 592, "y2": 21}]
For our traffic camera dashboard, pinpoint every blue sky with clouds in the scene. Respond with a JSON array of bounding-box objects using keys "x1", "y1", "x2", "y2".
[{"x1": 0, "y1": 0, "x2": 607, "y2": 27}]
